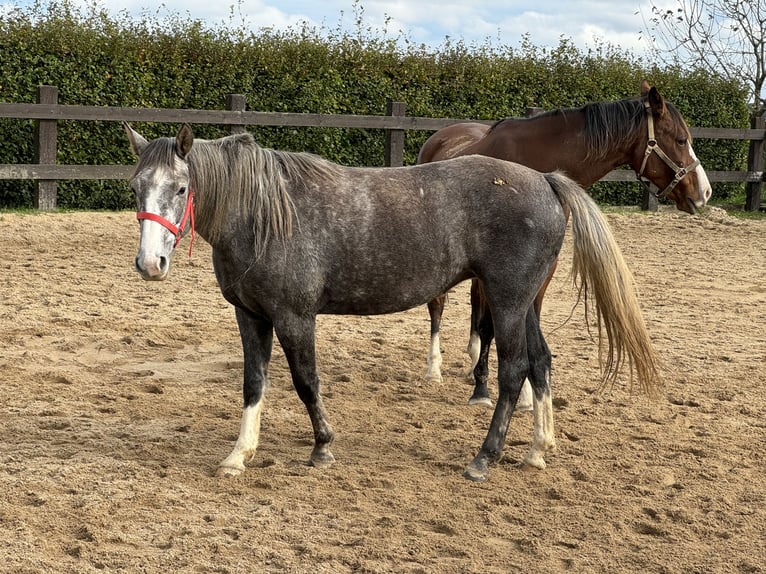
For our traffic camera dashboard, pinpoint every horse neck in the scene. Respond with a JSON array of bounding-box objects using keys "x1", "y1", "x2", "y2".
[
  {"x1": 487, "y1": 109, "x2": 637, "y2": 187},
  {"x1": 188, "y1": 140, "x2": 298, "y2": 257},
  {"x1": 186, "y1": 150, "x2": 229, "y2": 249}
]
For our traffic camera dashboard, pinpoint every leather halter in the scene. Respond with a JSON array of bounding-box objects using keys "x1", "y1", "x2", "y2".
[
  {"x1": 136, "y1": 188, "x2": 196, "y2": 256},
  {"x1": 636, "y1": 100, "x2": 700, "y2": 200}
]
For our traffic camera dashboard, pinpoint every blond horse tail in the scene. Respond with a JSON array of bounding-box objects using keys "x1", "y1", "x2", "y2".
[{"x1": 545, "y1": 171, "x2": 663, "y2": 396}]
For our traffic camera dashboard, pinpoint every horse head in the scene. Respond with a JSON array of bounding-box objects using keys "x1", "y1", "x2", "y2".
[
  {"x1": 633, "y1": 81, "x2": 712, "y2": 213},
  {"x1": 124, "y1": 122, "x2": 195, "y2": 281}
]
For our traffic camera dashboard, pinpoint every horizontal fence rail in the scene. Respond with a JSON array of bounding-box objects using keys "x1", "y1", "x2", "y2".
[{"x1": 1, "y1": 86, "x2": 764, "y2": 210}]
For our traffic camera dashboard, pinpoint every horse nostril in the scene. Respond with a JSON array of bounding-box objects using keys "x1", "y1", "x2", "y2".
[{"x1": 135, "y1": 254, "x2": 168, "y2": 278}]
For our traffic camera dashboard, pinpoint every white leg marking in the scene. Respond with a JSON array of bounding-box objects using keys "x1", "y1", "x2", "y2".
[
  {"x1": 515, "y1": 379, "x2": 534, "y2": 412},
  {"x1": 424, "y1": 332, "x2": 443, "y2": 383},
  {"x1": 466, "y1": 330, "x2": 480, "y2": 378},
  {"x1": 524, "y1": 371, "x2": 556, "y2": 469},
  {"x1": 465, "y1": 332, "x2": 530, "y2": 411},
  {"x1": 216, "y1": 402, "x2": 263, "y2": 477}
]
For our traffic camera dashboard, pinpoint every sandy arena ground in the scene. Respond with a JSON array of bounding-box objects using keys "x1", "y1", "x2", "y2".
[{"x1": 1, "y1": 207, "x2": 764, "y2": 573}]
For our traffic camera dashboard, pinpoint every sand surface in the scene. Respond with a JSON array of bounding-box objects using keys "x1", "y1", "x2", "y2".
[{"x1": 1, "y1": 208, "x2": 764, "y2": 573}]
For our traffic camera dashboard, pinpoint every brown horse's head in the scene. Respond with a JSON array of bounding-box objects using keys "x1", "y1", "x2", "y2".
[{"x1": 633, "y1": 81, "x2": 712, "y2": 213}]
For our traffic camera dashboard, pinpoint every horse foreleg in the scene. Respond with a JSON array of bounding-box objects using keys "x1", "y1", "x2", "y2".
[
  {"x1": 217, "y1": 308, "x2": 273, "y2": 477},
  {"x1": 522, "y1": 309, "x2": 556, "y2": 469},
  {"x1": 276, "y1": 315, "x2": 335, "y2": 467},
  {"x1": 424, "y1": 295, "x2": 446, "y2": 383},
  {"x1": 464, "y1": 312, "x2": 528, "y2": 482}
]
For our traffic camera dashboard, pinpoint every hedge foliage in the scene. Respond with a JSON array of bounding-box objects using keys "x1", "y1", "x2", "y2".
[{"x1": 0, "y1": 1, "x2": 751, "y2": 209}]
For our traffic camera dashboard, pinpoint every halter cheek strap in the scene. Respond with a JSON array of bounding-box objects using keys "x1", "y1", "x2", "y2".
[
  {"x1": 637, "y1": 101, "x2": 700, "y2": 200},
  {"x1": 136, "y1": 189, "x2": 196, "y2": 256}
]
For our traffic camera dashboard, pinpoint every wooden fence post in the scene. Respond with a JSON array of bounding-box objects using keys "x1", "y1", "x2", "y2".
[
  {"x1": 226, "y1": 94, "x2": 247, "y2": 134},
  {"x1": 640, "y1": 186, "x2": 659, "y2": 212},
  {"x1": 385, "y1": 100, "x2": 406, "y2": 167},
  {"x1": 34, "y1": 85, "x2": 58, "y2": 211},
  {"x1": 745, "y1": 112, "x2": 765, "y2": 211}
]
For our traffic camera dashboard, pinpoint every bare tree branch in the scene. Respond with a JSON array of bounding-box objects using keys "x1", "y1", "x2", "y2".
[{"x1": 640, "y1": 0, "x2": 766, "y2": 119}]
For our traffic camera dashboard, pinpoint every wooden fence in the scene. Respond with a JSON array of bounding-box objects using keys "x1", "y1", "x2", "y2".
[{"x1": 1, "y1": 85, "x2": 764, "y2": 211}]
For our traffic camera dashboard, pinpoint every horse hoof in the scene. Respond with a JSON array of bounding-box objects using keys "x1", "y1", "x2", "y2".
[
  {"x1": 309, "y1": 451, "x2": 336, "y2": 468},
  {"x1": 464, "y1": 455, "x2": 490, "y2": 482},
  {"x1": 463, "y1": 466, "x2": 488, "y2": 482},
  {"x1": 424, "y1": 372, "x2": 443, "y2": 384},
  {"x1": 468, "y1": 396, "x2": 493, "y2": 407},
  {"x1": 215, "y1": 464, "x2": 245, "y2": 478},
  {"x1": 522, "y1": 455, "x2": 547, "y2": 471}
]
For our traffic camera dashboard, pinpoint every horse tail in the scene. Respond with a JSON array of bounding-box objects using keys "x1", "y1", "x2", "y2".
[{"x1": 544, "y1": 171, "x2": 663, "y2": 397}]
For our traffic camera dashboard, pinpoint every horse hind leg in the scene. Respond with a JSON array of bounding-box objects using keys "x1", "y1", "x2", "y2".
[
  {"x1": 466, "y1": 280, "x2": 482, "y2": 376},
  {"x1": 424, "y1": 294, "x2": 446, "y2": 383},
  {"x1": 464, "y1": 310, "x2": 529, "y2": 482},
  {"x1": 510, "y1": 268, "x2": 558, "y2": 414},
  {"x1": 468, "y1": 281, "x2": 493, "y2": 407},
  {"x1": 522, "y1": 308, "x2": 556, "y2": 470},
  {"x1": 468, "y1": 279, "x2": 532, "y2": 411}
]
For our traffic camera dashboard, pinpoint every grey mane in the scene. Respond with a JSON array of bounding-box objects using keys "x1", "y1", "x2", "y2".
[{"x1": 187, "y1": 133, "x2": 343, "y2": 258}]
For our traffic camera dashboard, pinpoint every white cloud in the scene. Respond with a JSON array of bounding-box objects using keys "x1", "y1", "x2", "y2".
[{"x1": 8, "y1": 0, "x2": 655, "y2": 55}]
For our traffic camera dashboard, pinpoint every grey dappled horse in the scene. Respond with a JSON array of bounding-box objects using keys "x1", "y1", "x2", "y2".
[{"x1": 125, "y1": 123, "x2": 661, "y2": 482}]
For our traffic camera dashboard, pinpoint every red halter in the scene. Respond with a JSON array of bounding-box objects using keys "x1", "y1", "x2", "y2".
[{"x1": 136, "y1": 189, "x2": 196, "y2": 256}]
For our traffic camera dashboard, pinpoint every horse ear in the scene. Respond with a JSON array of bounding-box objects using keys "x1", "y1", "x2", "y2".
[
  {"x1": 124, "y1": 122, "x2": 149, "y2": 156},
  {"x1": 640, "y1": 79, "x2": 652, "y2": 97},
  {"x1": 646, "y1": 86, "x2": 667, "y2": 117},
  {"x1": 176, "y1": 124, "x2": 194, "y2": 159}
]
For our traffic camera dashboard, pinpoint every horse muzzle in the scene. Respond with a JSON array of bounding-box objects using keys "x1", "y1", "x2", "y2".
[
  {"x1": 135, "y1": 252, "x2": 170, "y2": 281},
  {"x1": 680, "y1": 164, "x2": 713, "y2": 214}
]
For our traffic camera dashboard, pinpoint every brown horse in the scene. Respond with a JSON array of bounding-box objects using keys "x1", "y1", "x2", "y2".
[{"x1": 418, "y1": 81, "x2": 711, "y2": 407}]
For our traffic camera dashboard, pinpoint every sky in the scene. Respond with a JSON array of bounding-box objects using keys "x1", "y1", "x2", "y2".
[{"x1": 4, "y1": 0, "x2": 667, "y2": 57}]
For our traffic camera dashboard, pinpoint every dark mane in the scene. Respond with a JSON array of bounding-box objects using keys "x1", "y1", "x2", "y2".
[
  {"x1": 488, "y1": 97, "x2": 690, "y2": 161},
  {"x1": 581, "y1": 98, "x2": 645, "y2": 160}
]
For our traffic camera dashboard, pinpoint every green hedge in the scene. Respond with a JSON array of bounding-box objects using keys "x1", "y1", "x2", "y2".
[{"x1": 0, "y1": 1, "x2": 751, "y2": 209}]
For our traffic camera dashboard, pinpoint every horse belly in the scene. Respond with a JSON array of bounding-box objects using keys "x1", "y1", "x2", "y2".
[
  {"x1": 321, "y1": 274, "x2": 468, "y2": 316},
  {"x1": 320, "y1": 250, "x2": 469, "y2": 316}
]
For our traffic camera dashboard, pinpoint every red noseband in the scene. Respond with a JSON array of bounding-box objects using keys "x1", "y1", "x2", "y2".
[{"x1": 136, "y1": 189, "x2": 196, "y2": 256}]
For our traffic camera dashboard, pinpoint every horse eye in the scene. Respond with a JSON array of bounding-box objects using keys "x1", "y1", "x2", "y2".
[
  {"x1": 677, "y1": 137, "x2": 688, "y2": 146},
  {"x1": 177, "y1": 186, "x2": 187, "y2": 195}
]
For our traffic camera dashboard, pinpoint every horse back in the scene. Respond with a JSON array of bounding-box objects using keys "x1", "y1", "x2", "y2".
[
  {"x1": 417, "y1": 122, "x2": 491, "y2": 163},
  {"x1": 215, "y1": 155, "x2": 567, "y2": 318},
  {"x1": 468, "y1": 115, "x2": 589, "y2": 175}
]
